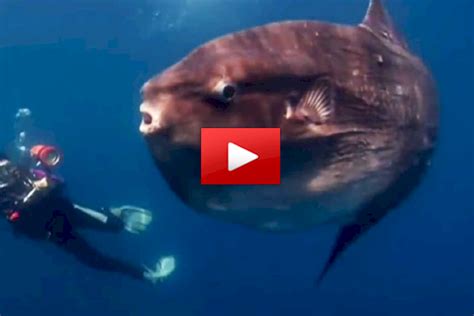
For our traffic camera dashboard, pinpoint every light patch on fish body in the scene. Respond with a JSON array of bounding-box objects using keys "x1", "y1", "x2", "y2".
[
  {"x1": 155, "y1": 135, "x2": 398, "y2": 232},
  {"x1": 184, "y1": 173, "x2": 391, "y2": 232}
]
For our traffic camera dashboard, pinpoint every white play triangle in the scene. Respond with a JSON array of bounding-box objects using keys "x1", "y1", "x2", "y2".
[{"x1": 228, "y1": 142, "x2": 259, "y2": 172}]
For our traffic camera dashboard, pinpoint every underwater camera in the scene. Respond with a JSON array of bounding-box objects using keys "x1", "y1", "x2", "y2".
[{"x1": 30, "y1": 145, "x2": 62, "y2": 168}]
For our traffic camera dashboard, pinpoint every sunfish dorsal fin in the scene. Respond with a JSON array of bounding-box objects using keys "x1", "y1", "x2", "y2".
[{"x1": 361, "y1": 0, "x2": 408, "y2": 49}]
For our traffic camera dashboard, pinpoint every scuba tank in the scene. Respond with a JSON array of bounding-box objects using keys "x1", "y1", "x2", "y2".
[
  {"x1": 0, "y1": 159, "x2": 35, "y2": 222},
  {"x1": 0, "y1": 155, "x2": 62, "y2": 223}
]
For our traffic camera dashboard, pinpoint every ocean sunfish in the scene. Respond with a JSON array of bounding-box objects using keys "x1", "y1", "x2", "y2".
[{"x1": 139, "y1": 0, "x2": 439, "y2": 283}]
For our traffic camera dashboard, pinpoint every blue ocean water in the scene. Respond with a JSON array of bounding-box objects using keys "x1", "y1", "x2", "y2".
[{"x1": 0, "y1": 0, "x2": 472, "y2": 315}]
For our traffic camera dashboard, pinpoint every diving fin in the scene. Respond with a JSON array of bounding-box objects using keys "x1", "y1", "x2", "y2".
[
  {"x1": 143, "y1": 256, "x2": 176, "y2": 284},
  {"x1": 110, "y1": 205, "x2": 153, "y2": 234}
]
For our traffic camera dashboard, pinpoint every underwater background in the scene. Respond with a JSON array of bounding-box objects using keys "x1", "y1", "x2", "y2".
[{"x1": 0, "y1": 0, "x2": 472, "y2": 315}]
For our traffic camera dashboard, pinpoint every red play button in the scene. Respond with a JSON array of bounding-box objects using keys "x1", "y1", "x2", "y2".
[{"x1": 201, "y1": 128, "x2": 280, "y2": 185}]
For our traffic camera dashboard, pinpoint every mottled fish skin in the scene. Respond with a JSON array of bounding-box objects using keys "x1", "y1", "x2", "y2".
[{"x1": 139, "y1": 0, "x2": 439, "y2": 284}]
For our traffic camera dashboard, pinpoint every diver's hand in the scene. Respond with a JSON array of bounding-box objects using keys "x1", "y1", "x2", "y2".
[
  {"x1": 143, "y1": 256, "x2": 175, "y2": 284},
  {"x1": 33, "y1": 177, "x2": 49, "y2": 190},
  {"x1": 22, "y1": 177, "x2": 50, "y2": 204}
]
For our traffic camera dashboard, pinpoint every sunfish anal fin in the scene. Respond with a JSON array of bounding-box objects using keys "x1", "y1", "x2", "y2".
[
  {"x1": 315, "y1": 212, "x2": 382, "y2": 286},
  {"x1": 315, "y1": 150, "x2": 432, "y2": 286}
]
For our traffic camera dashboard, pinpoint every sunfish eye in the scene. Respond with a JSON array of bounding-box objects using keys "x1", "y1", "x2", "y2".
[
  {"x1": 213, "y1": 80, "x2": 237, "y2": 102},
  {"x1": 222, "y1": 84, "x2": 236, "y2": 100}
]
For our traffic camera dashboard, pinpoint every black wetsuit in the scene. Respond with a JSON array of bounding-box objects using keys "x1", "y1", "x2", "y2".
[{"x1": 2, "y1": 167, "x2": 145, "y2": 281}]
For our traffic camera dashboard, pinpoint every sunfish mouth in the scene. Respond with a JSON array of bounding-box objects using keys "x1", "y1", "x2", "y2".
[
  {"x1": 139, "y1": 102, "x2": 168, "y2": 136},
  {"x1": 142, "y1": 112, "x2": 152, "y2": 125}
]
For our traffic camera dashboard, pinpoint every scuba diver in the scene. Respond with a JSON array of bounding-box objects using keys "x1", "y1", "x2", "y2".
[{"x1": 0, "y1": 108, "x2": 175, "y2": 284}]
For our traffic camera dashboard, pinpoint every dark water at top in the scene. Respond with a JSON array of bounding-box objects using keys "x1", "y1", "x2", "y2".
[{"x1": 0, "y1": 1, "x2": 472, "y2": 315}]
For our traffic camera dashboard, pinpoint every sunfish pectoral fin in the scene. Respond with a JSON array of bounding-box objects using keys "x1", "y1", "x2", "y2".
[
  {"x1": 285, "y1": 78, "x2": 334, "y2": 125},
  {"x1": 361, "y1": 0, "x2": 408, "y2": 49}
]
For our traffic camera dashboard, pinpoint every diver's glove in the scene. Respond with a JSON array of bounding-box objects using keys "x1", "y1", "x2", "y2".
[
  {"x1": 143, "y1": 256, "x2": 176, "y2": 284},
  {"x1": 110, "y1": 205, "x2": 153, "y2": 234}
]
